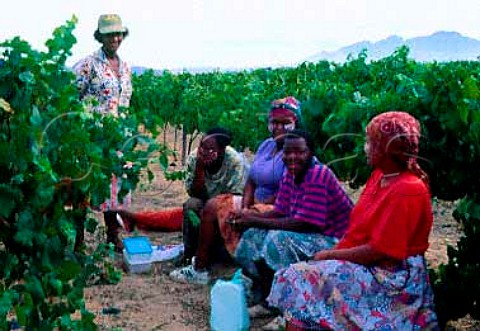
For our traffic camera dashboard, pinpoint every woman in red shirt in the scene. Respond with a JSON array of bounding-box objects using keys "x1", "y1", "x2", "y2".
[{"x1": 266, "y1": 111, "x2": 439, "y2": 331}]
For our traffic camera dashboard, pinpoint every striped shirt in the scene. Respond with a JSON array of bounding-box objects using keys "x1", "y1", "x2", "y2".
[{"x1": 274, "y1": 163, "x2": 353, "y2": 238}]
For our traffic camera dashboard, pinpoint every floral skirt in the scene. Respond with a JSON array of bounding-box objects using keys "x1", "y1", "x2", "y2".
[{"x1": 267, "y1": 255, "x2": 439, "y2": 330}]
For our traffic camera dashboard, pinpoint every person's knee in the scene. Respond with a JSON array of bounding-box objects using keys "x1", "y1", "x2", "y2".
[
  {"x1": 202, "y1": 197, "x2": 218, "y2": 220},
  {"x1": 183, "y1": 197, "x2": 204, "y2": 212},
  {"x1": 265, "y1": 230, "x2": 287, "y2": 244}
]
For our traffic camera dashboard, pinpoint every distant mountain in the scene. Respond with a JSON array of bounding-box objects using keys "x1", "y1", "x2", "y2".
[
  {"x1": 131, "y1": 66, "x2": 242, "y2": 75},
  {"x1": 306, "y1": 31, "x2": 480, "y2": 63}
]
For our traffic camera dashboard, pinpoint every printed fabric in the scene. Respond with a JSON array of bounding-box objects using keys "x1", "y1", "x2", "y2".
[
  {"x1": 234, "y1": 228, "x2": 338, "y2": 279},
  {"x1": 73, "y1": 48, "x2": 132, "y2": 116},
  {"x1": 267, "y1": 256, "x2": 439, "y2": 330},
  {"x1": 184, "y1": 146, "x2": 249, "y2": 199}
]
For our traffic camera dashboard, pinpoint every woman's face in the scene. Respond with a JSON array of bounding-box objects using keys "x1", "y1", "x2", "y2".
[
  {"x1": 269, "y1": 117, "x2": 295, "y2": 140},
  {"x1": 364, "y1": 136, "x2": 382, "y2": 167},
  {"x1": 199, "y1": 136, "x2": 223, "y2": 166},
  {"x1": 282, "y1": 137, "x2": 311, "y2": 177},
  {"x1": 101, "y1": 32, "x2": 124, "y2": 54}
]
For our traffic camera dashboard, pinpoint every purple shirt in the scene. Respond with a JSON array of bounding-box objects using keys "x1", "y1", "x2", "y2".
[
  {"x1": 249, "y1": 138, "x2": 286, "y2": 203},
  {"x1": 274, "y1": 163, "x2": 353, "y2": 238}
]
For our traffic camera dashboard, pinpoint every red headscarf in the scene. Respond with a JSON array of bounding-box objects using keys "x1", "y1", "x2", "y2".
[
  {"x1": 269, "y1": 96, "x2": 300, "y2": 122},
  {"x1": 366, "y1": 111, "x2": 428, "y2": 185}
]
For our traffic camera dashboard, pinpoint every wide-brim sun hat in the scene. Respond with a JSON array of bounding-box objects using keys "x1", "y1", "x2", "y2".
[{"x1": 97, "y1": 14, "x2": 127, "y2": 34}]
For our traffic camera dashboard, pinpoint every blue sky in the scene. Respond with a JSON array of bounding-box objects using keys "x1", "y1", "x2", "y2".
[{"x1": 2, "y1": 0, "x2": 480, "y2": 69}]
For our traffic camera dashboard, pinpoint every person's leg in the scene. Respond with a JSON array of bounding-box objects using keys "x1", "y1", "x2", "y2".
[
  {"x1": 131, "y1": 208, "x2": 183, "y2": 232},
  {"x1": 169, "y1": 197, "x2": 218, "y2": 284},
  {"x1": 182, "y1": 197, "x2": 204, "y2": 263},
  {"x1": 104, "y1": 210, "x2": 123, "y2": 252},
  {"x1": 194, "y1": 197, "x2": 220, "y2": 269},
  {"x1": 254, "y1": 259, "x2": 275, "y2": 302},
  {"x1": 262, "y1": 231, "x2": 337, "y2": 272}
]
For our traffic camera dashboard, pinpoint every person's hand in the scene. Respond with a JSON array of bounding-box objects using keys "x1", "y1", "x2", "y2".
[
  {"x1": 197, "y1": 146, "x2": 218, "y2": 167},
  {"x1": 226, "y1": 216, "x2": 251, "y2": 231},
  {"x1": 227, "y1": 207, "x2": 252, "y2": 221},
  {"x1": 196, "y1": 146, "x2": 207, "y2": 168}
]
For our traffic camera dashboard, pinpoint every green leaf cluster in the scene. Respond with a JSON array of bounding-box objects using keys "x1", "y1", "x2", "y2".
[{"x1": 0, "y1": 16, "x2": 169, "y2": 329}]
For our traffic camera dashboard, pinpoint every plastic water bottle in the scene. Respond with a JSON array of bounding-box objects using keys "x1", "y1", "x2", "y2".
[{"x1": 210, "y1": 269, "x2": 250, "y2": 331}]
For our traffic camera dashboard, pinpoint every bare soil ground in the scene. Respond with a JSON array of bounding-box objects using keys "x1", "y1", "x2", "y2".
[{"x1": 83, "y1": 130, "x2": 480, "y2": 331}]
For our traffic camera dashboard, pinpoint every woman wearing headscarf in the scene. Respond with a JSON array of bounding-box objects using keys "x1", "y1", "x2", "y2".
[
  {"x1": 267, "y1": 111, "x2": 439, "y2": 331},
  {"x1": 169, "y1": 97, "x2": 305, "y2": 283}
]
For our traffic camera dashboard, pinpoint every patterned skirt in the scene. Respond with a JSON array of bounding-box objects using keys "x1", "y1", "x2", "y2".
[
  {"x1": 234, "y1": 229, "x2": 338, "y2": 278},
  {"x1": 267, "y1": 255, "x2": 439, "y2": 330}
]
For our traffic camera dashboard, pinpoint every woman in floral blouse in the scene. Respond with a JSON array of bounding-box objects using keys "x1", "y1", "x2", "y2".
[
  {"x1": 73, "y1": 14, "x2": 132, "y2": 117},
  {"x1": 73, "y1": 14, "x2": 133, "y2": 251}
]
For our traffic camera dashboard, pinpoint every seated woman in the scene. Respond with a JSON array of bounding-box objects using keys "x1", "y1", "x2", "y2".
[
  {"x1": 169, "y1": 97, "x2": 302, "y2": 283},
  {"x1": 105, "y1": 127, "x2": 249, "y2": 253},
  {"x1": 180, "y1": 127, "x2": 249, "y2": 263},
  {"x1": 267, "y1": 111, "x2": 439, "y2": 330},
  {"x1": 170, "y1": 129, "x2": 353, "y2": 297}
]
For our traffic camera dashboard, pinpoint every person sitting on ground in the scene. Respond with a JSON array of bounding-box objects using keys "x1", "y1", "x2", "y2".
[
  {"x1": 181, "y1": 127, "x2": 250, "y2": 263},
  {"x1": 104, "y1": 127, "x2": 249, "y2": 253},
  {"x1": 267, "y1": 111, "x2": 439, "y2": 331},
  {"x1": 169, "y1": 97, "x2": 303, "y2": 284},
  {"x1": 170, "y1": 130, "x2": 353, "y2": 304}
]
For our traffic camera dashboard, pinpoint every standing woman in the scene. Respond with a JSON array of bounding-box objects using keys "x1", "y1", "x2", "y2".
[
  {"x1": 267, "y1": 111, "x2": 439, "y2": 330},
  {"x1": 73, "y1": 14, "x2": 132, "y2": 116},
  {"x1": 73, "y1": 14, "x2": 133, "y2": 250}
]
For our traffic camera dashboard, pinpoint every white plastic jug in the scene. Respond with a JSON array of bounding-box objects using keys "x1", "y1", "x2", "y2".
[{"x1": 210, "y1": 269, "x2": 250, "y2": 331}]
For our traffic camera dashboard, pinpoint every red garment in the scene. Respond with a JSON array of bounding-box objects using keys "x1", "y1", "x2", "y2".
[
  {"x1": 134, "y1": 208, "x2": 183, "y2": 232},
  {"x1": 337, "y1": 169, "x2": 433, "y2": 260}
]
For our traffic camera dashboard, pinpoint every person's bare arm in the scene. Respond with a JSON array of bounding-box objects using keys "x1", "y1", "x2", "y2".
[
  {"x1": 313, "y1": 244, "x2": 398, "y2": 266},
  {"x1": 242, "y1": 178, "x2": 255, "y2": 209},
  {"x1": 230, "y1": 211, "x2": 324, "y2": 233}
]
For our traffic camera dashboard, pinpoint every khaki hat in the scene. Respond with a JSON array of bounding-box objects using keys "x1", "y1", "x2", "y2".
[{"x1": 97, "y1": 14, "x2": 127, "y2": 34}]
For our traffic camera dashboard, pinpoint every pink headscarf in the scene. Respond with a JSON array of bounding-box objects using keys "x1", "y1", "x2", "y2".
[{"x1": 366, "y1": 111, "x2": 428, "y2": 185}]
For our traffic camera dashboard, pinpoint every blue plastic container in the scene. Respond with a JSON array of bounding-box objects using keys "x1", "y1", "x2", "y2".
[
  {"x1": 210, "y1": 269, "x2": 250, "y2": 331},
  {"x1": 123, "y1": 236, "x2": 152, "y2": 260},
  {"x1": 122, "y1": 236, "x2": 153, "y2": 274}
]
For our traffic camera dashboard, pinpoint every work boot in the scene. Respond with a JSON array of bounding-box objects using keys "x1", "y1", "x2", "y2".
[{"x1": 104, "y1": 211, "x2": 123, "y2": 252}]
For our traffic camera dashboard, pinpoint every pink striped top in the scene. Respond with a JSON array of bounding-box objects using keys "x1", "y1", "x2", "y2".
[{"x1": 274, "y1": 163, "x2": 353, "y2": 238}]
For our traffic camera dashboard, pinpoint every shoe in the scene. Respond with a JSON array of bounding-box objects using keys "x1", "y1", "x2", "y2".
[
  {"x1": 262, "y1": 316, "x2": 286, "y2": 331},
  {"x1": 169, "y1": 258, "x2": 210, "y2": 285},
  {"x1": 248, "y1": 304, "x2": 276, "y2": 319}
]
